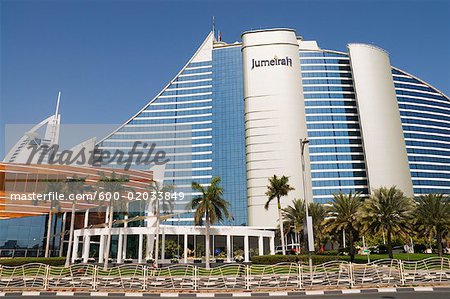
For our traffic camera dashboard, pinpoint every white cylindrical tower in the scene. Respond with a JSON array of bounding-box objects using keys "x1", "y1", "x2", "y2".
[
  {"x1": 348, "y1": 44, "x2": 413, "y2": 197},
  {"x1": 242, "y1": 28, "x2": 311, "y2": 227}
]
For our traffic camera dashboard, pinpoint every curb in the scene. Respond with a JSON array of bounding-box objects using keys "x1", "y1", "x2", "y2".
[{"x1": 1, "y1": 287, "x2": 450, "y2": 297}]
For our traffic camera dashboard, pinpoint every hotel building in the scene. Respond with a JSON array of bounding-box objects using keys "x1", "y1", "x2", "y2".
[{"x1": 1, "y1": 28, "x2": 449, "y2": 258}]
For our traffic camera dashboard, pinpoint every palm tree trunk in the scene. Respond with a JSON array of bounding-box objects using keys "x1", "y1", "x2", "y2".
[
  {"x1": 205, "y1": 216, "x2": 210, "y2": 269},
  {"x1": 103, "y1": 202, "x2": 113, "y2": 270},
  {"x1": 277, "y1": 197, "x2": 286, "y2": 255},
  {"x1": 387, "y1": 229, "x2": 393, "y2": 259},
  {"x1": 436, "y1": 227, "x2": 443, "y2": 257},
  {"x1": 348, "y1": 228, "x2": 354, "y2": 263},
  {"x1": 65, "y1": 203, "x2": 76, "y2": 267},
  {"x1": 59, "y1": 213, "x2": 66, "y2": 257},
  {"x1": 45, "y1": 209, "x2": 53, "y2": 258}
]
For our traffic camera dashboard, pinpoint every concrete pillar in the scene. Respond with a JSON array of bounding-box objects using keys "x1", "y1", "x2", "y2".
[
  {"x1": 84, "y1": 209, "x2": 89, "y2": 227},
  {"x1": 117, "y1": 230, "x2": 123, "y2": 264},
  {"x1": 72, "y1": 235, "x2": 79, "y2": 263},
  {"x1": 82, "y1": 235, "x2": 90, "y2": 263},
  {"x1": 270, "y1": 236, "x2": 275, "y2": 255},
  {"x1": 138, "y1": 234, "x2": 144, "y2": 263},
  {"x1": 226, "y1": 234, "x2": 232, "y2": 262},
  {"x1": 244, "y1": 235, "x2": 249, "y2": 263},
  {"x1": 183, "y1": 234, "x2": 188, "y2": 263},
  {"x1": 123, "y1": 215, "x2": 128, "y2": 259},
  {"x1": 105, "y1": 206, "x2": 110, "y2": 223},
  {"x1": 258, "y1": 235, "x2": 264, "y2": 256},
  {"x1": 99, "y1": 234, "x2": 105, "y2": 263}
]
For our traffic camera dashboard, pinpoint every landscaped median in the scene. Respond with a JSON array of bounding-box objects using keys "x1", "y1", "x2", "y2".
[
  {"x1": 250, "y1": 253, "x2": 443, "y2": 265},
  {"x1": 0, "y1": 257, "x2": 449, "y2": 292}
]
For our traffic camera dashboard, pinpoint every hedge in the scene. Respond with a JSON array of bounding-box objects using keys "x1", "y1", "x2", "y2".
[
  {"x1": 0, "y1": 257, "x2": 66, "y2": 267},
  {"x1": 251, "y1": 254, "x2": 349, "y2": 265}
]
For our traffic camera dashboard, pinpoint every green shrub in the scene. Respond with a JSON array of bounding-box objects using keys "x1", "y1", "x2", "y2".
[
  {"x1": 251, "y1": 254, "x2": 350, "y2": 265},
  {"x1": 0, "y1": 257, "x2": 66, "y2": 267}
]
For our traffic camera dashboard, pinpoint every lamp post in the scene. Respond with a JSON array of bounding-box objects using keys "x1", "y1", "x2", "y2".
[{"x1": 300, "y1": 138, "x2": 313, "y2": 269}]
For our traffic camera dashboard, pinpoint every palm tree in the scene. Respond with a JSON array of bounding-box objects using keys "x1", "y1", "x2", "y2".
[
  {"x1": 283, "y1": 199, "x2": 327, "y2": 252},
  {"x1": 96, "y1": 172, "x2": 129, "y2": 270},
  {"x1": 283, "y1": 199, "x2": 306, "y2": 252},
  {"x1": 309, "y1": 202, "x2": 327, "y2": 251},
  {"x1": 64, "y1": 176, "x2": 87, "y2": 267},
  {"x1": 415, "y1": 194, "x2": 450, "y2": 256},
  {"x1": 326, "y1": 191, "x2": 362, "y2": 262},
  {"x1": 265, "y1": 175, "x2": 294, "y2": 255},
  {"x1": 190, "y1": 177, "x2": 230, "y2": 269},
  {"x1": 360, "y1": 186, "x2": 415, "y2": 259}
]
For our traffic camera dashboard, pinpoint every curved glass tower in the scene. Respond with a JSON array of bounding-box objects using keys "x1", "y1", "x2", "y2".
[{"x1": 95, "y1": 28, "x2": 450, "y2": 227}]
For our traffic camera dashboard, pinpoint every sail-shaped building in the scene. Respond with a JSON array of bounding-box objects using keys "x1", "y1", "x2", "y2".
[{"x1": 96, "y1": 28, "x2": 450, "y2": 228}]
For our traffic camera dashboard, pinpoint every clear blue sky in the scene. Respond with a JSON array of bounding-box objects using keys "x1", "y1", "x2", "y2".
[{"x1": 1, "y1": 0, "x2": 449, "y2": 157}]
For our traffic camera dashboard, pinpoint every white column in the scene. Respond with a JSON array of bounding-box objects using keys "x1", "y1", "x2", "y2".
[
  {"x1": 138, "y1": 234, "x2": 144, "y2": 263},
  {"x1": 72, "y1": 235, "x2": 79, "y2": 263},
  {"x1": 105, "y1": 206, "x2": 110, "y2": 223},
  {"x1": 82, "y1": 235, "x2": 90, "y2": 263},
  {"x1": 270, "y1": 236, "x2": 275, "y2": 255},
  {"x1": 99, "y1": 234, "x2": 105, "y2": 263},
  {"x1": 161, "y1": 231, "x2": 166, "y2": 261},
  {"x1": 183, "y1": 234, "x2": 188, "y2": 263},
  {"x1": 82, "y1": 209, "x2": 90, "y2": 256},
  {"x1": 122, "y1": 215, "x2": 128, "y2": 260},
  {"x1": 84, "y1": 209, "x2": 89, "y2": 227},
  {"x1": 258, "y1": 235, "x2": 264, "y2": 256},
  {"x1": 242, "y1": 29, "x2": 310, "y2": 227},
  {"x1": 348, "y1": 43, "x2": 413, "y2": 196},
  {"x1": 244, "y1": 235, "x2": 249, "y2": 263},
  {"x1": 226, "y1": 234, "x2": 232, "y2": 262},
  {"x1": 117, "y1": 230, "x2": 123, "y2": 263}
]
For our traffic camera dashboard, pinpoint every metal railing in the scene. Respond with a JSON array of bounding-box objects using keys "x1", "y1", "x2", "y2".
[{"x1": 0, "y1": 257, "x2": 449, "y2": 291}]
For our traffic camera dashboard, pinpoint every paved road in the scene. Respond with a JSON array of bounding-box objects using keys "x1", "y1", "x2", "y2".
[{"x1": 3, "y1": 290, "x2": 450, "y2": 299}]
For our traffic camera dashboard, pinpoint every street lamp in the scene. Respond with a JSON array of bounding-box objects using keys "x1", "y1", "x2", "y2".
[{"x1": 300, "y1": 138, "x2": 314, "y2": 269}]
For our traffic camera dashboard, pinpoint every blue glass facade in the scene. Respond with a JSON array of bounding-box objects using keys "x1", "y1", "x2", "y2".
[
  {"x1": 392, "y1": 68, "x2": 450, "y2": 195},
  {"x1": 212, "y1": 46, "x2": 247, "y2": 226},
  {"x1": 300, "y1": 51, "x2": 369, "y2": 202},
  {"x1": 97, "y1": 59, "x2": 214, "y2": 220}
]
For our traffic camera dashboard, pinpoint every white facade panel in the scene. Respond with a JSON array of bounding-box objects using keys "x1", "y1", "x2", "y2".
[{"x1": 348, "y1": 44, "x2": 414, "y2": 196}]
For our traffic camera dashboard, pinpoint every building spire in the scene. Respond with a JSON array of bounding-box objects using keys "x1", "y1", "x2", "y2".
[
  {"x1": 55, "y1": 91, "x2": 61, "y2": 117},
  {"x1": 212, "y1": 16, "x2": 216, "y2": 40}
]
